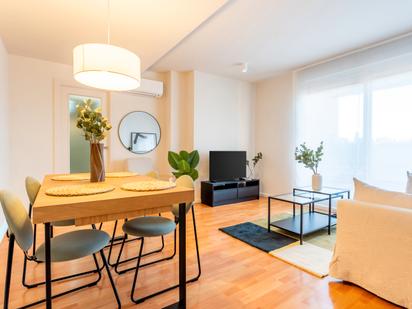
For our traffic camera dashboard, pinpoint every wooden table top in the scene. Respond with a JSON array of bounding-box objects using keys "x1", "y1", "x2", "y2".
[{"x1": 32, "y1": 174, "x2": 194, "y2": 226}]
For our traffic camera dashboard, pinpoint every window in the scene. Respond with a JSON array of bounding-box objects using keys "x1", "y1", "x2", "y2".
[{"x1": 295, "y1": 35, "x2": 412, "y2": 190}]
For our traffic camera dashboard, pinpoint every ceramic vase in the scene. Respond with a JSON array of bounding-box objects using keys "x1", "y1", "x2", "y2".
[{"x1": 312, "y1": 173, "x2": 322, "y2": 191}]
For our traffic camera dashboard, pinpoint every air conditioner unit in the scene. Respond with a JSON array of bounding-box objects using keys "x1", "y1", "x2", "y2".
[{"x1": 127, "y1": 78, "x2": 164, "y2": 97}]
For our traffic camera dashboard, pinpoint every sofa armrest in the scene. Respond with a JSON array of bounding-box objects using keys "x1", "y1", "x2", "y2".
[{"x1": 329, "y1": 199, "x2": 412, "y2": 308}]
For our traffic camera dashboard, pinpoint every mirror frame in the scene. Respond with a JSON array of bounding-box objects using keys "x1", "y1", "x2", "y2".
[{"x1": 118, "y1": 111, "x2": 162, "y2": 154}]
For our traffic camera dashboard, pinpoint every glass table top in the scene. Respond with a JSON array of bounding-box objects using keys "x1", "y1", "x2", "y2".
[
  {"x1": 294, "y1": 186, "x2": 350, "y2": 196},
  {"x1": 269, "y1": 193, "x2": 330, "y2": 205}
]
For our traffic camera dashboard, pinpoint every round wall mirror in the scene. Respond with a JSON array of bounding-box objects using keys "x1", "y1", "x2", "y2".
[{"x1": 118, "y1": 111, "x2": 161, "y2": 154}]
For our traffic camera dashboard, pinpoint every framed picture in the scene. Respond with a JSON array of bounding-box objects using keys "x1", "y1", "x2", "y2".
[{"x1": 129, "y1": 132, "x2": 157, "y2": 153}]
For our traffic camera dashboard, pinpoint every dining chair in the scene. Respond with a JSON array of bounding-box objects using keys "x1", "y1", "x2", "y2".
[
  {"x1": 0, "y1": 190, "x2": 121, "y2": 308},
  {"x1": 114, "y1": 175, "x2": 201, "y2": 303},
  {"x1": 105, "y1": 170, "x2": 164, "y2": 266},
  {"x1": 23, "y1": 176, "x2": 103, "y2": 289}
]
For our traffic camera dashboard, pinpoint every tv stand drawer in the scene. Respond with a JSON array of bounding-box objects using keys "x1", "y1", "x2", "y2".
[{"x1": 213, "y1": 188, "x2": 237, "y2": 202}]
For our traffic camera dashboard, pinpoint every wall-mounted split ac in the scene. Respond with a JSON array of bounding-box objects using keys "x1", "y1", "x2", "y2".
[{"x1": 127, "y1": 78, "x2": 164, "y2": 98}]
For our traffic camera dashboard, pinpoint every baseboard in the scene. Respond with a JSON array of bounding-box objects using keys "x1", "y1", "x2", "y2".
[{"x1": 260, "y1": 192, "x2": 269, "y2": 197}]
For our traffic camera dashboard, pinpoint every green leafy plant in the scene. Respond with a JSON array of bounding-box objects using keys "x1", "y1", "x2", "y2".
[
  {"x1": 246, "y1": 152, "x2": 263, "y2": 178},
  {"x1": 76, "y1": 99, "x2": 112, "y2": 143},
  {"x1": 294, "y1": 141, "x2": 324, "y2": 174},
  {"x1": 168, "y1": 150, "x2": 200, "y2": 180}
]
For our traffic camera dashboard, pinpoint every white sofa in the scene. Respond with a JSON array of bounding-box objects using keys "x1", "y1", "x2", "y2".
[{"x1": 329, "y1": 179, "x2": 412, "y2": 308}]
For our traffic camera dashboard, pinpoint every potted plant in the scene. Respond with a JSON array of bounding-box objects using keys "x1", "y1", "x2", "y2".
[
  {"x1": 76, "y1": 99, "x2": 112, "y2": 182},
  {"x1": 168, "y1": 150, "x2": 200, "y2": 180},
  {"x1": 246, "y1": 152, "x2": 263, "y2": 179},
  {"x1": 294, "y1": 142, "x2": 324, "y2": 191}
]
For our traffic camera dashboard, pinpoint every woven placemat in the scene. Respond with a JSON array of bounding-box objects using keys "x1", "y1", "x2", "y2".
[
  {"x1": 46, "y1": 183, "x2": 115, "y2": 196},
  {"x1": 106, "y1": 172, "x2": 138, "y2": 178},
  {"x1": 51, "y1": 173, "x2": 90, "y2": 181},
  {"x1": 121, "y1": 180, "x2": 176, "y2": 192}
]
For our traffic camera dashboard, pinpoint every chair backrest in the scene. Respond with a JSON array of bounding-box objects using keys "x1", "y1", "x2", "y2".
[
  {"x1": 171, "y1": 175, "x2": 194, "y2": 217},
  {"x1": 25, "y1": 176, "x2": 41, "y2": 205},
  {"x1": 126, "y1": 157, "x2": 155, "y2": 174},
  {"x1": 0, "y1": 190, "x2": 33, "y2": 252}
]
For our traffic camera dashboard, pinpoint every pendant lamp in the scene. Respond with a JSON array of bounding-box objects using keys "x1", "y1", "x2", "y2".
[{"x1": 73, "y1": 0, "x2": 140, "y2": 91}]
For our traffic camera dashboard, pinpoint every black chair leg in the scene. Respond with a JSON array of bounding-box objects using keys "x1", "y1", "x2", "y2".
[
  {"x1": 125, "y1": 207, "x2": 202, "y2": 303},
  {"x1": 22, "y1": 250, "x2": 103, "y2": 289},
  {"x1": 4, "y1": 233, "x2": 15, "y2": 309},
  {"x1": 28, "y1": 203, "x2": 38, "y2": 259},
  {"x1": 111, "y1": 214, "x2": 166, "y2": 271},
  {"x1": 189, "y1": 206, "x2": 201, "y2": 282},
  {"x1": 32, "y1": 224, "x2": 37, "y2": 257},
  {"x1": 131, "y1": 238, "x2": 145, "y2": 304},
  {"x1": 115, "y1": 231, "x2": 173, "y2": 275},
  {"x1": 18, "y1": 253, "x2": 102, "y2": 309},
  {"x1": 100, "y1": 249, "x2": 122, "y2": 308},
  {"x1": 116, "y1": 207, "x2": 201, "y2": 278}
]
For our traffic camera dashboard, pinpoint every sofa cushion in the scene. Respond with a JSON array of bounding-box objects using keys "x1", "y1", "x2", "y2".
[{"x1": 353, "y1": 177, "x2": 412, "y2": 210}]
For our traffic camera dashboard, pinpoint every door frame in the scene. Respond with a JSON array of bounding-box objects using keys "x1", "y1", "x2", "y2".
[{"x1": 53, "y1": 79, "x2": 110, "y2": 173}]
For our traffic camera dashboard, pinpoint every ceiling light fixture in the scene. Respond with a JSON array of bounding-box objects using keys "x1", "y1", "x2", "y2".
[{"x1": 73, "y1": 0, "x2": 141, "y2": 91}]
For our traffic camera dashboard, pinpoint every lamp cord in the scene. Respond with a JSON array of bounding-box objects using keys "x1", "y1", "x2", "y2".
[{"x1": 107, "y1": 0, "x2": 111, "y2": 44}]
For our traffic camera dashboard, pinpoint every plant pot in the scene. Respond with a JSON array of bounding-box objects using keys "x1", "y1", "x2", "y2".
[
  {"x1": 312, "y1": 173, "x2": 322, "y2": 191},
  {"x1": 90, "y1": 143, "x2": 105, "y2": 182}
]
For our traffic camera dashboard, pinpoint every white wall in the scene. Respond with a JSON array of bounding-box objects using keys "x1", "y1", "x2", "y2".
[
  {"x1": 109, "y1": 71, "x2": 170, "y2": 175},
  {"x1": 8, "y1": 55, "x2": 74, "y2": 200},
  {"x1": 168, "y1": 71, "x2": 194, "y2": 152},
  {"x1": 0, "y1": 37, "x2": 10, "y2": 236},
  {"x1": 254, "y1": 72, "x2": 295, "y2": 195},
  {"x1": 193, "y1": 71, "x2": 255, "y2": 199}
]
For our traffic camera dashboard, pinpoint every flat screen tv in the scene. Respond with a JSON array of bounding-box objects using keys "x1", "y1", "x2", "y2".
[{"x1": 209, "y1": 151, "x2": 246, "y2": 181}]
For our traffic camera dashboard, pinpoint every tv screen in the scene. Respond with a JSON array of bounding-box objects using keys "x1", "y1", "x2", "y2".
[{"x1": 209, "y1": 151, "x2": 246, "y2": 181}]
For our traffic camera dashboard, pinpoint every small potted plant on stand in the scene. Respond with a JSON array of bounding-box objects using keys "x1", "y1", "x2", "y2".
[
  {"x1": 76, "y1": 99, "x2": 112, "y2": 182},
  {"x1": 246, "y1": 152, "x2": 263, "y2": 180},
  {"x1": 294, "y1": 142, "x2": 324, "y2": 191}
]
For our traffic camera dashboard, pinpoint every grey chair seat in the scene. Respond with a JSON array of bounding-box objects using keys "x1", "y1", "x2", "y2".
[
  {"x1": 122, "y1": 216, "x2": 176, "y2": 237},
  {"x1": 36, "y1": 230, "x2": 110, "y2": 262},
  {"x1": 51, "y1": 219, "x2": 76, "y2": 226}
]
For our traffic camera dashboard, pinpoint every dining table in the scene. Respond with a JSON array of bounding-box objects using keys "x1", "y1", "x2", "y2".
[{"x1": 32, "y1": 174, "x2": 195, "y2": 309}]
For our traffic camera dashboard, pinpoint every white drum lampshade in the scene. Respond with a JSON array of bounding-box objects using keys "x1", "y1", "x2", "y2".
[{"x1": 73, "y1": 43, "x2": 141, "y2": 91}]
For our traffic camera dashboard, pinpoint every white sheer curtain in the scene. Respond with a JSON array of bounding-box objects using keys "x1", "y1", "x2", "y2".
[{"x1": 295, "y1": 34, "x2": 412, "y2": 190}]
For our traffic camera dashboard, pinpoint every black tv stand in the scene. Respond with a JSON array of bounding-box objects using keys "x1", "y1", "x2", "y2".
[{"x1": 201, "y1": 179, "x2": 260, "y2": 206}]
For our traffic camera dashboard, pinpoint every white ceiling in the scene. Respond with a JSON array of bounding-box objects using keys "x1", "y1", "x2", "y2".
[
  {"x1": 0, "y1": 0, "x2": 228, "y2": 71},
  {"x1": 153, "y1": 0, "x2": 412, "y2": 81}
]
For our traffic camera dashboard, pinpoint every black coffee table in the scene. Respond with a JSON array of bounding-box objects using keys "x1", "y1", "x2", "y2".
[{"x1": 268, "y1": 187, "x2": 350, "y2": 244}]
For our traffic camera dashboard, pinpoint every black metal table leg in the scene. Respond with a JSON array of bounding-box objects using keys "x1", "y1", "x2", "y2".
[
  {"x1": 328, "y1": 197, "x2": 332, "y2": 235},
  {"x1": 4, "y1": 233, "x2": 15, "y2": 309},
  {"x1": 179, "y1": 202, "x2": 186, "y2": 308},
  {"x1": 163, "y1": 202, "x2": 187, "y2": 309},
  {"x1": 267, "y1": 197, "x2": 271, "y2": 232},
  {"x1": 300, "y1": 204, "x2": 303, "y2": 245},
  {"x1": 293, "y1": 202, "x2": 295, "y2": 216},
  {"x1": 44, "y1": 223, "x2": 52, "y2": 309}
]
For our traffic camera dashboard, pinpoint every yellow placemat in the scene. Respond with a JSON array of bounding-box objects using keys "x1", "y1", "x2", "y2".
[
  {"x1": 106, "y1": 172, "x2": 138, "y2": 178},
  {"x1": 45, "y1": 183, "x2": 115, "y2": 196},
  {"x1": 51, "y1": 173, "x2": 90, "y2": 181},
  {"x1": 121, "y1": 180, "x2": 176, "y2": 192}
]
